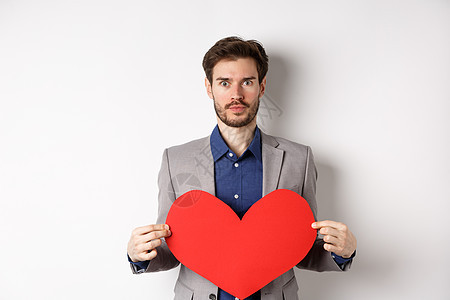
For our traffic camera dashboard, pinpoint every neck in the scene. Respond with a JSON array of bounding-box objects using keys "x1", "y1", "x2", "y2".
[{"x1": 217, "y1": 120, "x2": 257, "y2": 157}]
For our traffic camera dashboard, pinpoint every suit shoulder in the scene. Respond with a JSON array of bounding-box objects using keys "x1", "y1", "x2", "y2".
[
  {"x1": 262, "y1": 133, "x2": 313, "y2": 167},
  {"x1": 277, "y1": 136, "x2": 310, "y2": 151},
  {"x1": 263, "y1": 132, "x2": 311, "y2": 154},
  {"x1": 165, "y1": 136, "x2": 209, "y2": 158}
]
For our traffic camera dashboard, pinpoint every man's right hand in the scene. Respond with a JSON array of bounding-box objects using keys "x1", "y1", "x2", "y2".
[{"x1": 127, "y1": 224, "x2": 172, "y2": 262}]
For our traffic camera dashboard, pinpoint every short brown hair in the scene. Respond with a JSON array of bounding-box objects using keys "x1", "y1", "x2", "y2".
[{"x1": 202, "y1": 36, "x2": 269, "y2": 84}]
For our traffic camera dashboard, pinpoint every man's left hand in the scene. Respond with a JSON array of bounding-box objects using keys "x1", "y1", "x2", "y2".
[{"x1": 312, "y1": 220, "x2": 357, "y2": 258}]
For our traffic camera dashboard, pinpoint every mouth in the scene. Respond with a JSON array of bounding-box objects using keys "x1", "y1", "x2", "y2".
[{"x1": 228, "y1": 105, "x2": 247, "y2": 113}]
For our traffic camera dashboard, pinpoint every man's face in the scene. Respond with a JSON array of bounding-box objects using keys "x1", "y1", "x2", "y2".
[{"x1": 205, "y1": 57, "x2": 266, "y2": 128}]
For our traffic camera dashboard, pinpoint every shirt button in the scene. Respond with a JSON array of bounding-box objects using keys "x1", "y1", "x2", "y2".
[
  {"x1": 234, "y1": 163, "x2": 239, "y2": 168},
  {"x1": 228, "y1": 153, "x2": 234, "y2": 157},
  {"x1": 234, "y1": 194, "x2": 239, "y2": 199},
  {"x1": 208, "y1": 294, "x2": 216, "y2": 300}
]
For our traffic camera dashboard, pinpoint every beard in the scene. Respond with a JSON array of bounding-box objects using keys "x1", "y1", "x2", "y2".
[{"x1": 213, "y1": 97, "x2": 260, "y2": 128}]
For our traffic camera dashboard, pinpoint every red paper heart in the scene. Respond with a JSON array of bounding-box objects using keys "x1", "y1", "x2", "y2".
[{"x1": 165, "y1": 189, "x2": 316, "y2": 299}]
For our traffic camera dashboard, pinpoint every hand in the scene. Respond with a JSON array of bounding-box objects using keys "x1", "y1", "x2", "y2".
[
  {"x1": 127, "y1": 224, "x2": 172, "y2": 262},
  {"x1": 312, "y1": 220, "x2": 357, "y2": 258}
]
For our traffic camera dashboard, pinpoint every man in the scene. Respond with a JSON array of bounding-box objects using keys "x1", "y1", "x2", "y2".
[{"x1": 127, "y1": 37, "x2": 357, "y2": 300}]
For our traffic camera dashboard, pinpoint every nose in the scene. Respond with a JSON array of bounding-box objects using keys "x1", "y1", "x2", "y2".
[{"x1": 231, "y1": 85, "x2": 243, "y2": 100}]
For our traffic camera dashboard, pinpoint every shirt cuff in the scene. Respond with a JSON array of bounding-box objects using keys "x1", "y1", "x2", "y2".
[
  {"x1": 128, "y1": 254, "x2": 150, "y2": 271},
  {"x1": 331, "y1": 251, "x2": 356, "y2": 269}
]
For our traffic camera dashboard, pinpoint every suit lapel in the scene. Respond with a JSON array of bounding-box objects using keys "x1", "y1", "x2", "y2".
[
  {"x1": 195, "y1": 137, "x2": 216, "y2": 195},
  {"x1": 261, "y1": 132, "x2": 284, "y2": 196}
]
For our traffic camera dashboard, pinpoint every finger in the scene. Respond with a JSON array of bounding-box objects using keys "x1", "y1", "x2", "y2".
[
  {"x1": 323, "y1": 235, "x2": 356, "y2": 257},
  {"x1": 139, "y1": 228, "x2": 171, "y2": 243},
  {"x1": 142, "y1": 238, "x2": 162, "y2": 252},
  {"x1": 147, "y1": 249, "x2": 158, "y2": 260},
  {"x1": 312, "y1": 220, "x2": 345, "y2": 230},
  {"x1": 133, "y1": 239, "x2": 161, "y2": 255},
  {"x1": 322, "y1": 234, "x2": 340, "y2": 246},
  {"x1": 128, "y1": 226, "x2": 170, "y2": 260},
  {"x1": 323, "y1": 242, "x2": 339, "y2": 253},
  {"x1": 318, "y1": 227, "x2": 342, "y2": 239},
  {"x1": 323, "y1": 241, "x2": 351, "y2": 257},
  {"x1": 137, "y1": 249, "x2": 158, "y2": 262},
  {"x1": 132, "y1": 224, "x2": 169, "y2": 236}
]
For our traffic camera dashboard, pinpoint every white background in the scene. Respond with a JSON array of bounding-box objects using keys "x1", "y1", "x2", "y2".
[{"x1": 1, "y1": 0, "x2": 449, "y2": 299}]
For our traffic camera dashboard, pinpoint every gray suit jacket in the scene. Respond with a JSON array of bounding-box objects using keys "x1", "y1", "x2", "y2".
[{"x1": 131, "y1": 131, "x2": 348, "y2": 299}]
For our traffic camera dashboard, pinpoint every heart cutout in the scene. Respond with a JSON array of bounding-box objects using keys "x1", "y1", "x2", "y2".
[{"x1": 165, "y1": 189, "x2": 316, "y2": 299}]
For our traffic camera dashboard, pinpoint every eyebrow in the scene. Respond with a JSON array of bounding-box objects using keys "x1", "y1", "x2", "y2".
[{"x1": 215, "y1": 76, "x2": 257, "y2": 81}]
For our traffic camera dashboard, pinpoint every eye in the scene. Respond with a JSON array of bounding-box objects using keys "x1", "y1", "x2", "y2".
[
  {"x1": 243, "y1": 80, "x2": 253, "y2": 86},
  {"x1": 220, "y1": 81, "x2": 229, "y2": 87}
]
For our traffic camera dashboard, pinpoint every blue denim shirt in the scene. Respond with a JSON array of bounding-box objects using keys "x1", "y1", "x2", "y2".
[{"x1": 210, "y1": 125, "x2": 263, "y2": 300}]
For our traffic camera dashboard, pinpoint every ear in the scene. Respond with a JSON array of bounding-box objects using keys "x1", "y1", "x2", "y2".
[
  {"x1": 205, "y1": 77, "x2": 213, "y2": 99},
  {"x1": 259, "y1": 77, "x2": 267, "y2": 98}
]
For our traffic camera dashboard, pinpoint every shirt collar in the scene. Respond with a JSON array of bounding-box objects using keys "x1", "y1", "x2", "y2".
[{"x1": 210, "y1": 125, "x2": 262, "y2": 162}]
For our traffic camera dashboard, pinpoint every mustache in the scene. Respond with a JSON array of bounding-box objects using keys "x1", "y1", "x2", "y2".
[{"x1": 225, "y1": 100, "x2": 250, "y2": 109}]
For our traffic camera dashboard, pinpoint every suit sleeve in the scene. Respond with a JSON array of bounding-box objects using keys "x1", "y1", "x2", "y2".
[
  {"x1": 296, "y1": 146, "x2": 351, "y2": 272},
  {"x1": 130, "y1": 148, "x2": 180, "y2": 274}
]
